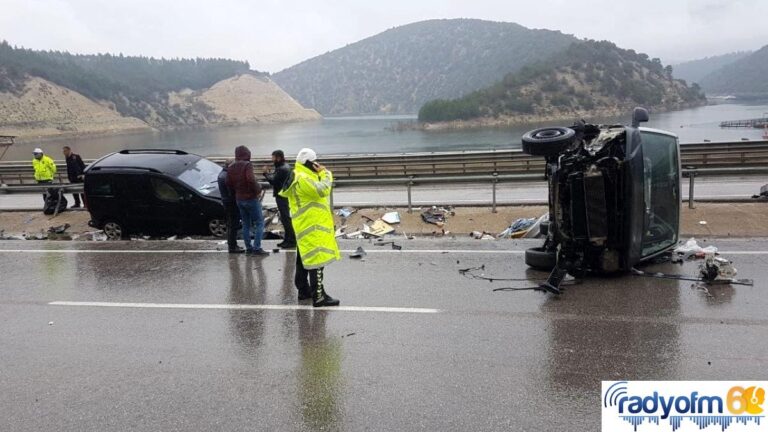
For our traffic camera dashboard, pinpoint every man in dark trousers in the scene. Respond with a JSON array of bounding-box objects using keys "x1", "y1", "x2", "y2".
[
  {"x1": 62, "y1": 146, "x2": 85, "y2": 208},
  {"x1": 217, "y1": 160, "x2": 244, "y2": 254},
  {"x1": 226, "y1": 146, "x2": 268, "y2": 256},
  {"x1": 263, "y1": 150, "x2": 296, "y2": 248}
]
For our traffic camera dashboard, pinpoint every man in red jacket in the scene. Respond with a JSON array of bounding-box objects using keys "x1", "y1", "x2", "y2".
[{"x1": 226, "y1": 146, "x2": 268, "y2": 256}]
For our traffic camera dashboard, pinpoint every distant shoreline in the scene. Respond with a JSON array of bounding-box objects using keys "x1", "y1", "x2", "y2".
[{"x1": 409, "y1": 101, "x2": 709, "y2": 131}]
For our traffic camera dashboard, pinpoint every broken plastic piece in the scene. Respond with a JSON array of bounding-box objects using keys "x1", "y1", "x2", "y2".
[
  {"x1": 374, "y1": 240, "x2": 402, "y2": 250},
  {"x1": 336, "y1": 207, "x2": 356, "y2": 218},
  {"x1": 498, "y1": 218, "x2": 537, "y2": 238},
  {"x1": 367, "y1": 220, "x2": 395, "y2": 236},
  {"x1": 381, "y1": 212, "x2": 400, "y2": 224},
  {"x1": 47, "y1": 223, "x2": 71, "y2": 234},
  {"x1": 421, "y1": 207, "x2": 447, "y2": 225},
  {"x1": 540, "y1": 266, "x2": 568, "y2": 294},
  {"x1": 349, "y1": 246, "x2": 367, "y2": 258},
  {"x1": 673, "y1": 238, "x2": 717, "y2": 259}
]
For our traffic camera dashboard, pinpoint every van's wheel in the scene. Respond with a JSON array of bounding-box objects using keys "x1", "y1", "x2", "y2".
[
  {"x1": 522, "y1": 127, "x2": 576, "y2": 157},
  {"x1": 525, "y1": 246, "x2": 556, "y2": 270},
  {"x1": 103, "y1": 220, "x2": 128, "y2": 240},
  {"x1": 208, "y1": 219, "x2": 227, "y2": 237}
]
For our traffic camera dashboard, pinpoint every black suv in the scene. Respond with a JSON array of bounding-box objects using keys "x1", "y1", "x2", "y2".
[
  {"x1": 84, "y1": 150, "x2": 227, "y2": 240},
  {"x1": 521, "y1": 108, "x2": 681, "y2": 293}
]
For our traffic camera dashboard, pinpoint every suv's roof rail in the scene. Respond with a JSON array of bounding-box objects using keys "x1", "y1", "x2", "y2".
[
  {"x1": 90, "y1": 166, "x2": 162, "y2": 173},
  {"x1": 118, "y1": 149, "x2": 189, "y2": 155}
]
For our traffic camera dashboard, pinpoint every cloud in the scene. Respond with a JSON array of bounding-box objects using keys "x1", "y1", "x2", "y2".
[{"x1": 1, "y1": 0, "x2": 766, "y2": 71}]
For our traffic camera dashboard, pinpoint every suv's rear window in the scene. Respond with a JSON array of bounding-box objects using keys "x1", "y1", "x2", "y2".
[
  {"x1": 641, "y1": 132, "x2": 680, "y2": 257},
  {"x1": 177, "y1": 158, "x2": 221, "y2": 195}
]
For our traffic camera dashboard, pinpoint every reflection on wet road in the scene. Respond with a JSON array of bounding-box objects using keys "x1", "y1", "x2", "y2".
[{"x1": 1, "y1": 239, "x2": 767, "y2": 431}]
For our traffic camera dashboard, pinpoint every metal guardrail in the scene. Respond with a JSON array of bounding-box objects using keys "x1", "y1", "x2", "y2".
[
  {"x1": 2, "y1": 140, "x2": 768, "y2": 185},
  {"x1": 3, "y1": 167, "x2": 766, "y2": 212}
]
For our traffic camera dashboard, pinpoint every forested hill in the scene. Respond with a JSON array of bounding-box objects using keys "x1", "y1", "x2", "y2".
[
  {"x1": 418, "y1": 40, "x2": 707, "y2": 125},
  {"x1": 273, "y1": 19, "x2": 577, "y2": 115},
  {"x1": 0, "y1": 41, "x2": 253, "y2": 125},
  {"x1": 671, "y1": 51, "x2": 752, "y2": 85},
  {"x1": 698, "y1": 45, "x2": 768, "y2": 97}
]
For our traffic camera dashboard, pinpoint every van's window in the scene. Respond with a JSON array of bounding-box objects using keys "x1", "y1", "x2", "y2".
[
  {"x1": 88, "y1": 177, "x2": 113, "y2": 196},
  {"x1": 641, "y1": 132, "x2": 680, "y2": 257},
  {"x1": 151, "y1": 178, "x2": 182, "y2": 203},
  {"x1": 177, "y1": 158, "x2": 221, "y2": 195}
]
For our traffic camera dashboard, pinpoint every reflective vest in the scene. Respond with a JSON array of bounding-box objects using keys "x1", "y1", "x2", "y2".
[
  {"x1": 32, "y1": 155, "x2": 57, "y2": 182},
  {"x1": 279, "y1": 163, "x2": 340, "y2": 269}
]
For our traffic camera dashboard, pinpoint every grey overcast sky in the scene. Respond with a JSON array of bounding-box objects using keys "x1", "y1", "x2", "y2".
[{"x1": 2, "y1": 0, "x2": 767, "y2": 72}]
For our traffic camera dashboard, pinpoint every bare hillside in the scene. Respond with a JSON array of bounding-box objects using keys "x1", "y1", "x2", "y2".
[
  {"x1": 172, "y1": 74, "x2": 321, "y2": 125},
  {"x1": 0, "y1": 77, "x2": 152, "y2": 139}
]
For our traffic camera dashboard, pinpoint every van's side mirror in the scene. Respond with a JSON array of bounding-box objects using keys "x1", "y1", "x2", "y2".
[{"x1": 632, "y1": 107, "x2": 650, "y2": 128}]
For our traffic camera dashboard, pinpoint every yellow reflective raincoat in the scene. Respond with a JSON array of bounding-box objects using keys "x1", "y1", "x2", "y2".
[
  {"x1": 279, "y1": 163, "x2": 340, "y2": 269},
  {"x1": 33, "y1": 155, "x2": 57, "y2": 182}
]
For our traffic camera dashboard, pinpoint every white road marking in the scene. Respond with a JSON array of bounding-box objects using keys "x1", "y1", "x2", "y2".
[{"x1": 48, "y1": 301, "x2": 440, "y2": 314}]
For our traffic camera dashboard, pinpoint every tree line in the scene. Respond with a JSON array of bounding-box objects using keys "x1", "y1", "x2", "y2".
[{"x1": 0, "y1": 41, "x2": 254, "y2": 122}]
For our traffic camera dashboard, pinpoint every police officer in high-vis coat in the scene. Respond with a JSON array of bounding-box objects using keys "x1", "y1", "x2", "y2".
[{"x1": 279, "y1": 148, "x2": 341, "y2": 307}]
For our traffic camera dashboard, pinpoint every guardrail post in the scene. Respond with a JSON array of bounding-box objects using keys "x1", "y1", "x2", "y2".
[
  {"x1": 688, "y1": 168, "x2": 696, "y2": 209},
  {"x1": 492, "y1": 172, "x2": 499, "y2": 213},
  {"x1": 407, "y1": 176, "x2": 414, "y2": 213}
]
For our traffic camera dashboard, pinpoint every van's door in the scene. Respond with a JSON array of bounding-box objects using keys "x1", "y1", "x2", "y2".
[
  {"x1": 113, "y1": 174, "x2": 153, "y2": 233},
  {"x1": 84, "y1": 173, "x2": 117, "y2": 226},
  {"x1": 148, "y1": 175, "x2": 195, "y2": 235},
  {"x1": 639, "y1": 131, "x2": 680, "y2": 258}
]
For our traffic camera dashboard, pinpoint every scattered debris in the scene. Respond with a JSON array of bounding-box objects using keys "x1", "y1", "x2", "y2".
[
  {"x1": 631, "y1": 267, "x2": 753, "y2": 286},
  {"x1": 23, "y1": 230, "x2": 48, "y2": 240},
  {"x1": 349, "y1": 246, "x2": 367, "y2": 259},
  {"x1": 699, "y1": 252, "x2": 738, "y2": 281},
  {"x1": 363, "y1": 220, "x2": 395, "y2": 237},
  {"x1": 336, "y1": 207, "x2": 357, "y2": 218},
  {"x1": 48, "y1": 321, "x2": 54, "y2": 326},
  {"x1": 470, "y1": 231, "x2": 495, "y2": 240},
  {"x1": 421, "y1": 207, "x2": 451, "y2": 226},
  {"x1": 167, "y1": 235, "x2": 177, "y2": 241},
  {"x1": 498, "y1": 218, "x2": 536, "y2": 238},
  {"x1": 459, "y1": 265, "x2": 580, "y2": 292},
  {"x1": 374, "y1": 240, "x2": 402, "y2": 250},
  {"x1": 381, "y1": 211, "x2": 400, "y2": 224},
  {"x1": 91, "y1": 231, "x2": 108, "y2": 241},
  {"x1": 752, "y1": 184, "x2": 768, "y2": 199},
  {"x1": 0, "y1": 230, "x2": 25, "y2": 240},
  {"x1": 47, "y1": 223, "x2": 72, "y2": 240},
  {"x1": 341, "y1": 332, "x2": 356, "y2": 338},
  {"x1": 335, "y1": 226, "x2": 348, "y2": 238},
  {"x1": 263, "y1": 231, "x2": 284, "y2": 240},
  {"x1": 673, "y1": 237, "x2": 717, "y2": 261},
  {"x1": 699, "y1": 220, "x2": 708, "y2": 225}
]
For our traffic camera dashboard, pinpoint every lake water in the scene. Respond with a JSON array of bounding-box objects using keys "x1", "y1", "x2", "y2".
[{"x1": 6, "y1": 102, "x2": 768, "y2": 161}]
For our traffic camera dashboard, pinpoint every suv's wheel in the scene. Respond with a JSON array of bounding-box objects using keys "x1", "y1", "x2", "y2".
[
  {"x1": 103, "y1": 220, "x2": 128, "y2": 240},
  {"x1": 522, "y1": 127, "x2": 576, "y2": 157},
  {"x1": 208, "y1": 219, "x2": 227, "y2": 237},
  {"x1": 525, "y1": 246, "x2": 556, "y2": 270}
]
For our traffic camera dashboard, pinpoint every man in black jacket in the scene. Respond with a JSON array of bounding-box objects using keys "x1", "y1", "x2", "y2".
[
  {"x1": 263, "y1": 150, "x2": 296, "y2": 248},
  {"x1": 217, "y1": 161, "x2": 245, "y2": 254},
  {"x1": 62, "y1": 146, "x2": 85, "y2": 208}
]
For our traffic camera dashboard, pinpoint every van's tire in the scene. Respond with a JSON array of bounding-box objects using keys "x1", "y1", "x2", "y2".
[
  {"x1": 522, "y1": 127, "x2": 576, "y2": 157},
  {"x1": 208, "y1": 219, "x2": 227, "y2": 238},
  {"x1": 103, "y1": 220, "x2": 128, "y2": 240},
  {"x1": 525, "y1": 246, "x2": 556, "y2": 270}
]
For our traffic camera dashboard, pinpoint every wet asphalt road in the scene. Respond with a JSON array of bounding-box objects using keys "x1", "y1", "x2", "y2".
[{"x1": 1, "y1": 238, "x2": 767, "y2": 431}]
